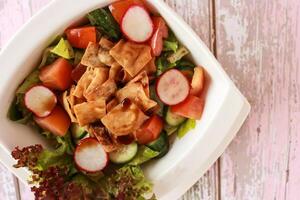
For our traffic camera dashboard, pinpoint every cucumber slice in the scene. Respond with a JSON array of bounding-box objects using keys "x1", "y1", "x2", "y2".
[
  {"x1": 109, "y1": 142, "x2": 138, "y2": 164},
  {"x1": 164, "y1": 124, "x2": 178, "y2": 136},
  {"x1": 71, "y1": 123, "x2": 87, "y2": 140},
  {"x1": 165, "y1": 107, "x2": 186, "y2": 126},
  {"x1": 146, "y1": 132, "x2": 169, "y2": 158}
]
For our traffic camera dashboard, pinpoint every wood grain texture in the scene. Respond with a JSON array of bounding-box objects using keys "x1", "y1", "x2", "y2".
[{"x1": 215, "y1": 0, "x2": 300, "y2": 199}]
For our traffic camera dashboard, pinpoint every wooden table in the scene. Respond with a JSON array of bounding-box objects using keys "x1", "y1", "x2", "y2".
[{"x1": 0, "y1": 0, "x2": 299, "y2": 199}]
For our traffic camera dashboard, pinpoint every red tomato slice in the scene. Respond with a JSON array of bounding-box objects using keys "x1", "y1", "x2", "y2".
[
  {"x1": 65, "y1": 26, "x2": 97, "y2": 49},
  {"x1": 39, "y1": 58, "x2": 73, "y2": 91},
  {"x1": 171, "y1": 95, "x2": 205, "y2": 120},
  {"x1": 150, "y1": 17, "x2": 169, "y2": 56},
  {"x1": 152, "y1": 17, "x2": 169, "y2": 39},
  {"x1": 135, "y1": 115, "x2": 163, "y2": 144},
  {"x1": 34, "y1": 105, "x2": 71, "y2": 137},
  {"x1": 71, "y1": 64, "x2": 87, "y2": 83},
  {"x1": 109, "y1": 0, "x2": 145, "y2": 23}
]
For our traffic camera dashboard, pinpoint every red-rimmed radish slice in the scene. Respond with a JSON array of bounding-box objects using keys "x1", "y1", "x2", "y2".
[
  {"x1": 74, "y1": 138, "x2": 108, "y2": 173},
  {"x1": 25, "y1": 85, "x2": 57, "y2": 117},
  {"x1": 121, "y1": 5, "x2": 154, "y2": 43},
  {"x1": 156, "y1": 69, "x2": 190, "y2": 105}
]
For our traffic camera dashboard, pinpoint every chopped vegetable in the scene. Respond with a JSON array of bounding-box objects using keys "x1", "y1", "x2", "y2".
[
  {"x1": 150, "y1": 17, "x2": 168, "y2": 56},
  {"x1": 34, "y1": 105, "x2": 71, "y2": 137},
  {"x1": 134, "y1": 115, "x2": 163, "y2": 145},
  {"x1": 171, "y1": 95, "x2": 205, "y2": 120},
  {"x1": 150, "y1": 85, "x2": 164, "y2": 116},
  {"x1": 73, "y1": 49, "x2": 84, "y2": 65},
  {"x1": 129, "y1": 146, "x2": 159, "y2": 165},
  {"x1": 190, "y1": 66, "x2": 205, "y2": 96},
  {"x1": 71, "y1": 64, "x2": 87, "y2": 83},
  {"x1": 177, "y1": 119, "x2": 196, "y2": 138},
  {"x1": 109, "y1": 0, "x2": 145, "y2": 23},
  {"x1": 16, "y1": 70, "x2": 40, "y2": 94},
  {"x1": 165, "y1": 107, "x2": 186, "y2": 126},
  {"x1": 71, "y1": 123, "x2": 87, "y2": 140},
  {"x1": 121, "y1": 5, "x2": 154, "y2": 43},
  {"x1": 164, "y1": 124, "x2": 178, "y2": 136},
  {"x1": 107, "y1": 165, "x2": 155, "y2": 199},
  {"x1": 156, "y1": 54, "x2": 176, "y2": 75},
  {"x1": 109, "y1": 142, "x2": 138, "y2": 164},
  {"x1": 163, "y1": 40, "x2": 178, "y2": 52},
  {"x1": 50, "y1": 38, "x2": 74, "y2": 59},
  {"x1": 87, "y1": 8, "x2": 121, "y2": 41},
  {"x1": 39, "y1": 58, "x2": 73, "y2": 90},
  {"x1": 146, "y1": 132, "x2": 169, "y2": 158},
  {"x1": 24, "y1": 85, "x2": 57, "y2": 117},
  {"x1": 167, "y1": 46, "x2": 189, "y2": 63},
  {"x1": 65, "y1": 26, "x2": 97, "y2": 49},
  {"x1": 74, "y1": 138, "x2": 108, "y2": 173},
  {"x1": 156, "y1": 69, "x2": 190, "y2": 105},
  {"x1": 38, "y1": 47, "x2": 58, "y2": 69}
]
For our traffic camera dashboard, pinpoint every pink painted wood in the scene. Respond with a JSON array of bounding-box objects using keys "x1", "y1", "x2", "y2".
[
  {"x1": 0, "y1": 0, "x2": 299, "y2": 200},
  {"x1": 215, "y1": 0, "x2": 300, "y2": 199}
]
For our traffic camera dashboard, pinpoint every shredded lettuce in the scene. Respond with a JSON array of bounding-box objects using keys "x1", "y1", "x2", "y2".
[
  {"x1": 150, "y1": 85, "x2": 164, "y2": 116},
  {"x1": 129, "y1": 146, "x2": 160, "y2": 166},
  {"x1": 38, "y1": 47, "x2": 58, "y2": 68},
  {"x1": 73, "y1": 49, "x2": 84, "y2": 65},
  {"x1": 50, "y1": 38, "x2": 74, "y2": 59},
  {"x1": 177, "y1": 119, "x2": 196, "y2": 138},
  {"x1": 164, "y1": 124, "x2": 178, "y2": 136}
]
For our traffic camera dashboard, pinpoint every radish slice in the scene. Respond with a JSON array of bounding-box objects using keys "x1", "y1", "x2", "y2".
[
  {"x1": 24, "y1": 85, "x2": 57, "y2": 117},
  {"x1": 74, "y1": 138, "x2": 108, "y2": 173},
  {"x1": 156, "y1": 69, "x2": 190, "y2": 106},
  {"x1": 121, "y1": 5, "x2": 154, "y2": 43}
]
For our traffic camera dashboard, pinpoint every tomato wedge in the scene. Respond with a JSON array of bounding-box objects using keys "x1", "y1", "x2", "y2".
[
  {"x1": 171, "y1": 95, "x2": 205, "y2": 120},
  {"x1": 39, "y1": 58, "x2": 73, "y2": 91},
  {"x1": 71, "y1": 64, "x2": 87, "y2": 83},
  {"x1": 190, "y1": 66, "x2": 205, "y2": 96},
  {"x1": 134, "y1": 115, "x2": 163, "y2": 144},
  {"x1": 109, "y1": 0, "x2": 145, "y2": 23},
  {"x1": 150, "y1": 17, "x2": 169, "y2": 56},
  {"x1": 65, "y1": 26, "x2": 97, "y2": 49},
  {"x1": 34, "y1": 105, "x2": 71, "y2": 137}
]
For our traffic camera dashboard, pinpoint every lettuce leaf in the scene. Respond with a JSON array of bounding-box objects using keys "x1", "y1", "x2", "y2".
[
  {"x1": 107, "y1": 165, "x2": 156, "y2": 200},
  {"x1": 16, "y1": 70, "x2": 40, "y2": 94},
  {"x1": 37, "y1": 135, "x2": 75, "y2": 170},
  {"x1": 167, "y1": 46, "x2": 189, "y2": 64},
  {"x1": 177, "y1": 119, "x2": 196, "y2": 138},
  {"x1": 129, "y1": 146, "x2": 159, "y2": 166}
]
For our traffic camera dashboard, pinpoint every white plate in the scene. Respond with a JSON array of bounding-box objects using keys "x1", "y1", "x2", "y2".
[{"x1": 0, "y1": 0, "x2": 250, "y2": 199}]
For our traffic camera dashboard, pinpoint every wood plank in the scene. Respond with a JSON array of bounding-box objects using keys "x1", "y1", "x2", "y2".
[
  {"x1": 0, "y1": 163, "x2": 18, "y2": 200},
  {"x1": 214, "y1": 0, "x2": 300, "y2": 199},
  {"x1": 162, "y1": 1, "x2": 219, "y2": 199}
]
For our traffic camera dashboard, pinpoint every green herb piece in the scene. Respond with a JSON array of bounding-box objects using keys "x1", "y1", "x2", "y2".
[
  {"x1": 167, "y1": 46, "x2": 189, "y2": 64},
  {"x1": 177, "y1": 119, "x2": 196, "y2": 138}
]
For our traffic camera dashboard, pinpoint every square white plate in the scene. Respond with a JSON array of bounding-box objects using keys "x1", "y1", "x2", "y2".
[{"x1": 0, "y1": 0, "x2": 250, "y2": 199}]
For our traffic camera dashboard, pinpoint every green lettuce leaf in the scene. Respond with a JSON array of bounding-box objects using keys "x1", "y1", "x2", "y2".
[
  {"x1": 156, "y1": 54, "x2": 176, "y2": 76},
  {"x1": 16, "y1": 70, "x2": 40, "y2": 94},
  {"x1": 177, "y1": 119, "x2": 196, "y2": 138},
  {"x1": 129, "y1": 146, "x2": 159, "y2": 166},
  {"x1": 107, "y1": 165, "x2": 156, "y2": 200},
  {"x1": 37, "y1": 135, "x2": 74, "y2": 170}
]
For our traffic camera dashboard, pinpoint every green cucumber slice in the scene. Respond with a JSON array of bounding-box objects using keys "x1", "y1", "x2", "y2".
[
  {"x1": 146, "y1": 132, "x2": 169, "y2": 158},
  {"x1": 71, "y1": 123, "x2": 87, "y2": 140},
  {"x1": 109, "y1": 142, "x2": 138, "y2": 164},
  {"x1": 165, "y1": 107, "x2": 186, "y2": 126}
]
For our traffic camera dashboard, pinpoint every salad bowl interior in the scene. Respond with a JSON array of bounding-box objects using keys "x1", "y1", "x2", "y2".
[{"x1": 0, "y1": 0, "x2": 250, "y2": 199}]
